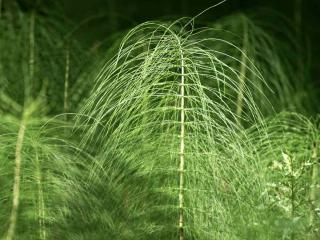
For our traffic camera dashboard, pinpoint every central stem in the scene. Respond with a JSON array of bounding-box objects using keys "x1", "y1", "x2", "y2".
[
  {"x1": 236, "y1": 18, "x2": 248, "y2": 125},
  {"x1": 6, "y1": 118, "x2": 26, "y2": 240},
  {"x1": 64, "y1": 44, "x2": 70, "y2": 120},
  {"x1": 35, "y1": 151, "x2": 46, "y2": 240},
  {"x1": 6, "y1": 12, "x2": 35, "y2": 240},
  {"x1": 288, "y1": 153, "x2": 295, "y2": 240},
  {"x1": 26, "y1": 11, "x2": 35, "y2": 101},
  {"x1": 178, "y1": 48, "x2": 185, "y2": 240}
]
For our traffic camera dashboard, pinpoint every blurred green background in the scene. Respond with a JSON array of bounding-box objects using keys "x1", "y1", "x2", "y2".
[{"x1": 3, "y1": 0, "x2": 320, "y2": 87}]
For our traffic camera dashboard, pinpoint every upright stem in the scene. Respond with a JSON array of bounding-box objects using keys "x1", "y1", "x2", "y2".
[
  {"x1": 282, "y1": 152, "x2": 296, "y2": 239},
  {"x1": 6, "y1": 118, "x2": 26, "y2": 240},
  {"x1": 290, "y1": 164, "x2": 295, "y2": 240},
  {"x1": 178, "y1": 48, "x2": 185, "y2": 240},
  {"x1": 35, "y1": 151, "x2": 46, "y2": 240},
  {"x1": 64, "y1": 44, "x2": 70, "y2": 121},
  {"x1": 26, "y1": 11, "x2": 35, "y2": 103},
  {"x1": 285, "y1": 152, "x2": 295, "y2": 240},
  {"x1": 6, "y1": 11, "x2": 35, "y2": 239},
  {"x1": 236, "y1": 20, "x2": 248, "y2": 125},
  {"x1": 310, "y1": 142, "x2": 318, "y2": 227}
]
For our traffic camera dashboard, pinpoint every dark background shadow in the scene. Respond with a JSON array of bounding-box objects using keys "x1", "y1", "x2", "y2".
[
  {"x1": 59, "y1": 0, "x2": 320, "y2": 88},
  {"x1": 7, "y1": 0, "x2": 320, "y2": 87}
]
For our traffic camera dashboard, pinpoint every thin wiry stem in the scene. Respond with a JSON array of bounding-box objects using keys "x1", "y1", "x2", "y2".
[
  {"x1": 35, "y1": 151, "x2": 46, "y2": 240},
  {"x1": 236, "y1": 19, "x2": 248, "y2": 124},
  {"x1": 6, "y1": 11, "x2": 35, "y2": 239},
  {"x1": 178, "y1": 46, "x2": 185, "y2": 240},
  {"x1": 310, "y1": 141, "x2": 318, "y2": 227},
  {"x1": 27, "y1": 11, "x2": 35, "y2": 102},
  {"x1": 0, "y1": 93, "x2": 22, "y2": 113},
  {"x1": 288, "y1": 153, "x2": 295, "y2": 240},
  {"x1": 64, "y1": 44, "x2": 70, "y2": 120},
  {"x1": 6, "y1": 118, "x2": 26, "y2": 240}
]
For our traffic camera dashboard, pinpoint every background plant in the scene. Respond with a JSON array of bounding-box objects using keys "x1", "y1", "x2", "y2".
[
  {"x1": 209, "y1": 11, "x2": 319, "y2": 119},
  {"x1": 0, "y1": 3, "x2": 91, "y2": 239},
  {"x1": 247, "y1": 112, "x2": 320, "y2": 239}
]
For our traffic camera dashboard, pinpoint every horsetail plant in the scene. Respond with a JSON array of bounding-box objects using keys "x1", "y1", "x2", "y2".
[
  {"x1": 1, "y1": 1, "x2": 319, "y2": 239},
  {"x1": 77, "y1": 17, "x2": 267, "y2": 239},
  {"x1": 0, "y1": 5, "x2": 89, "y2": 239},
  {"x1": 210, "y1": 12, "x2": 319, "y2": 119}
]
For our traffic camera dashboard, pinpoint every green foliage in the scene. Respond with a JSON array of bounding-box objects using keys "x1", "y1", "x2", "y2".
[
  {"x1": 247, "y1": 112, "x2": 320, "y2": 239},
  {"x1": 0, "y1": 2, "x2": 319, "y2": 240},
  {"x1": 0, "y1": 4, "x2": 90, "y2": 239},
  {"x1": 210, "y1": 12, "x2": 319, "y2": 118},
  {"x1": 76, "y1": 19, "x2": 267, "y2": 239},
  {"x1": 0, "y1": 111, "x2": 87, "y2": 239},
  {"x1": 0, "y1": 2, "x2": 92, "y2": 116}
]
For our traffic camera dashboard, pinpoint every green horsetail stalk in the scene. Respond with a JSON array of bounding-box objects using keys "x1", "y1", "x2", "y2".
[
  {"x1": 6, "y1": 117, "x2": 26, "y2": 240},
  {"x1": 6, "y1": 11, "x2": 35, "y2": 240},
  {"x1": 0, "y1": 4, "x2": 90, "y2": 239},
  {"x1": 178, "y1": 46, "x2": 185, "y2": 240}
]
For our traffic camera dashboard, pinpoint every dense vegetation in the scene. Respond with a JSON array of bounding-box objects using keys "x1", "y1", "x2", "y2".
[{"x1": 0, "y1": 1, "x2": 319, "y2": 239}]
